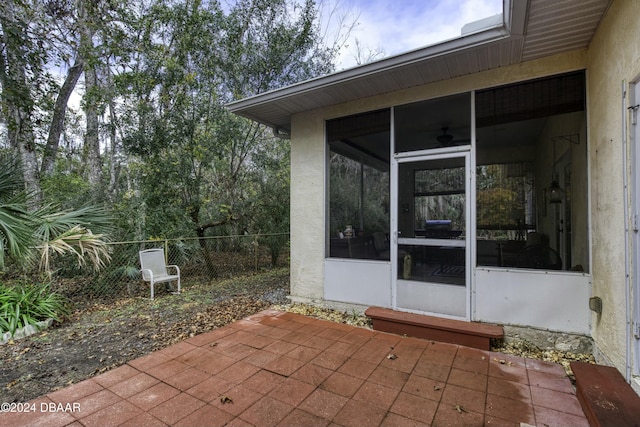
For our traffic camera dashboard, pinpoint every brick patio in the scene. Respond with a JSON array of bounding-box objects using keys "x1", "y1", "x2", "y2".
[{"x1": 0, "y1": 309, "x2": 589, "y2": 427}]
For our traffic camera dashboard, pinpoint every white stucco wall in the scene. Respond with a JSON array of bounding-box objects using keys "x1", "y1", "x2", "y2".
[
  {"x1": 586, "y1": 0, "x2": 640, "y2": 375},
  {"x1": 290, "y1": 111, "x2": 325, "y2": 301}
]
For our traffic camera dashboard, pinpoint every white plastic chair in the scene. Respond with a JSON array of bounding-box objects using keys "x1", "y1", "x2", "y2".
[{"x1": 139, "y1": 248, "x2": 181, "y2": 300}]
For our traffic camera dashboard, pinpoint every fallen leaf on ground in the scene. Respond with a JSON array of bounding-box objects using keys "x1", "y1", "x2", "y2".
[{"x1": 455, "y1": 404, "x2": 467, "y2": 413}]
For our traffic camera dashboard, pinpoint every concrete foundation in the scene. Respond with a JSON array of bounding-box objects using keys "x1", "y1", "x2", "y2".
[{"x1": 503, "y1": 325, "x2": 593, "y2": 353}]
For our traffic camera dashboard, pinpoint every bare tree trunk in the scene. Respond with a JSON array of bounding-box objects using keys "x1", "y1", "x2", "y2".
[
  {"x1": 18, "y1": 136, "x2": 39, "y2": 192},
  {"x1": 13, "y1": 108, "x2": 41, "y2": 201},
  {"x1": 78, "y1": 2, "x2": 102, "y2": 188},
  {"x1": 85, "y1": 70, "x2": 102, "y2": 187},
  {"x1": 0, "y1": 2, "x2": 41, "y2": 200},
  {"x1": 41, "y1": 57, "x2": 84, "y2": 177},
  {"x1": 107, "y1": 96, "x2": 120, "y2": 200}
]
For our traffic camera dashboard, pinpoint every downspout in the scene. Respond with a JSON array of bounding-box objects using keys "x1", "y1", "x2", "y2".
[{"x1": 622, "y1": 80, "x2": 631, "y2": 382}]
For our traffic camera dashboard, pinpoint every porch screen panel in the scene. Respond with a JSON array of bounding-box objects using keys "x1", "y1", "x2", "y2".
[
  {"x1": 475, "y1": 71, "x2": 589, "y2": 273},
  {"x1": 395, "y1": 93, "x2": 471, "y2": 153},
  {"x1": 327, "y1": 109, "x2": 391, "y2": 261}
]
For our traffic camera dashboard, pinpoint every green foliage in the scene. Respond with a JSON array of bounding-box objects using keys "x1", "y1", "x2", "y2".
[
  {"x1": 41, "y1": 170, "x2": 93, "y2": 210},
  {"x1": 253, "y1": 140, "x2": 290, "y2": 230},
  {"x1": 113, "y1": 0, "x2": 331, "y2": 241},
  {"x1": 477, "y1": 187, "x2": 518, "y2": 227},
  {"x1": 0, "y1": 156, "x2": 37, "y2": 268},
  {"x1": 0, "y1": 155, "x2": 112, "y2": 273},
  {"x1": 476, "y1": 163, "x2": 531, "y2": 230},
  {"x1": 0, "y1": 1, "x2": 56, "y2": 122},
  {"x1": 0, "y1": 280, "x2": 70, "y2": 336},
  {"x1": 3, "y1": 0, "x2": 341, "y2": 250},
  {"x1": 220, "y1": 0, "x2": 334, "y2": 97}
]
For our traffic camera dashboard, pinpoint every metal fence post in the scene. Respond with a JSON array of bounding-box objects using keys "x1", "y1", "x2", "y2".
[
  {"x1": 164, "y1": 239, "x2": 169, "y2": 261},
  {"x1": 254, "y1": 235, "x2": 259, "y2": 272}
]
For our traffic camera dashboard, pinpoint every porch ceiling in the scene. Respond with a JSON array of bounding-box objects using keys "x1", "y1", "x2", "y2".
[{"x1": 226, "y1": 0, "x2": 611, "y2": 132}]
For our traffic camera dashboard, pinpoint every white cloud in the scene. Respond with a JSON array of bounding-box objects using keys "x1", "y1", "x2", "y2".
[{"x1": 318, "y1": 0, "x2": 503, "y2": 70}]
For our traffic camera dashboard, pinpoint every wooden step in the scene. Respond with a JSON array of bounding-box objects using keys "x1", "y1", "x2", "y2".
[
  {"x1": 364, "y1": 306, "x2": 503, "y2": 350},
  {"x1": 571, "y1": 361, "x2": 640, "y2": 427}
]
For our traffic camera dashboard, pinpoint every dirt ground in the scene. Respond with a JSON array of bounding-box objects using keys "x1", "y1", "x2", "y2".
[{"x1": 0, "y1": 269, "x2": 291, "y2": 403}]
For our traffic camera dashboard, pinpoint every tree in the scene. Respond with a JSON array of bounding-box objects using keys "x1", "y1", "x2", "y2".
[
  {"x1": 39, "y1": 0, "x2": 91, "y2": 178},
  {"x1": 78, "y1": 0, "x2": 102, "y2": 187},
  {"x1": 1, "y1": 0, "x2": 134, "y2": 201},
  {"x1": 1, "y1": 0, "x2": 350, "y2": 259},
  {"x1": 119, "y1": 0, "x2": 334, "y2": 231},
  {"x1": 0, "y1": 1, "x2": 47, "y2": 198},
  {"x1": 352, "y1": 38, "x2": 385, "y2": 66},
  {"x1": 218, "y1": 0, "x2": 335, "y2": 98},
  {"x1": 250, "y1": 134, "x2": 290, "y2": 266},
  {"x1": 40, "y1": 57, "x2": 83, "y2": 177}
]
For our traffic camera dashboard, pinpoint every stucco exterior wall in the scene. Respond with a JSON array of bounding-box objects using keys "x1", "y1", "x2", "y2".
[
  {"x1": 288, "y1": 51, "x2": 588, "y2": 304},
  {"x1": 289, "y1": 111, "x2": 325, "y2": 301},
  {"x1": 587, "y1": 0, "x2": 640, "y2": 373}
]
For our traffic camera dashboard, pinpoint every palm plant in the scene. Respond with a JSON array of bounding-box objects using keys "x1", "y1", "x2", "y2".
[
  {"x1": 0, "y1": 155, "x2": 112, "y2": 273},
  {"x1": 0, "y1": 159, "x2": 35, "y2": 269},
  {"x1": 35, "y1": 207, "x2": 112, "y2": 274}
]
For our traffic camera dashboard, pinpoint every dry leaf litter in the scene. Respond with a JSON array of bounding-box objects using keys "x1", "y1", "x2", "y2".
[{"x1": 273, "y1": 303, "x2": 595, "y2": 378}]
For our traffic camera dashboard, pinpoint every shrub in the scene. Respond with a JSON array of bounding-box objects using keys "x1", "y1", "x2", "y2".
[{"x1": 0, "y1": 281, "x2": 70, "y2": 336}]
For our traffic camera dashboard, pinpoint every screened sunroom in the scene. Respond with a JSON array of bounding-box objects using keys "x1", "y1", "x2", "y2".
[{"x1": 324, "y1": 71, "x2": 590, "y2": 333}]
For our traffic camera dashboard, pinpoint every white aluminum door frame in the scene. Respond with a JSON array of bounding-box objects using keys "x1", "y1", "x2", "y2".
[
  {"x1": 631, "y1": 80, "x2": 640, "y2": 378},
  {"x1": 390, "y1": 93, "x2": 476, "y2": 320},
  {"x1": 390, "y1": 147, "x2": 473, "y2": 320}
]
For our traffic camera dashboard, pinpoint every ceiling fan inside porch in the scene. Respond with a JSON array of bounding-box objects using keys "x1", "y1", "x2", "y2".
[
  {"x1": 436, "y1": 127, "x2": 471, "y2": 147},
  {"x1": 437, "y1": 127, "x2": 454, "y2": 145}
]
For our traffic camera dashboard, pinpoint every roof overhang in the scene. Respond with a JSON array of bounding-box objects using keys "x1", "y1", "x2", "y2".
[{"x1": 227, "y1": 0, "x2": 610, "y2": 133}]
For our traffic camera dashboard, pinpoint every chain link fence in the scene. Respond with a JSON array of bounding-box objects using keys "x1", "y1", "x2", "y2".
[{"x1": 49, "y1": 233, "x2": 289, "y2": 307}]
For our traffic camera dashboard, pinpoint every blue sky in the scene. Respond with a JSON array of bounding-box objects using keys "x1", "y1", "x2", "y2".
[{"x1": 318, "y1": 0, "x2": 503, "y2": 70}]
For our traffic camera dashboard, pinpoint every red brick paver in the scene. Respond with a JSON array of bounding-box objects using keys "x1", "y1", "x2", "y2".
[{"x1": 0, "y1": 309, "x2": 589, "y2": 427}]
